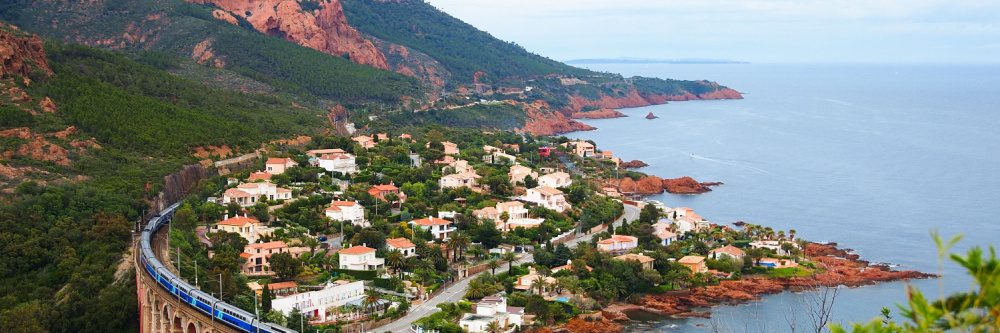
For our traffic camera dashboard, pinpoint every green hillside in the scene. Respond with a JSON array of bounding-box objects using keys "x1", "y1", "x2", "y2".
[
  {"x1": 0, "y1": 37, "x2": 326, "y2": 332},
  {"x1": 342, "y1": 0, "x2": 592, "y2": 85},
  {"x1": 0, "y1": 0, "x2": 424, "y2": 105}
]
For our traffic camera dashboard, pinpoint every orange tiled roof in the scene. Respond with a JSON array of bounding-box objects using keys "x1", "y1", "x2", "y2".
[
  {"x1": 386, "y1": 237, "x2": 415, "y2": 249},
  {"x1": 411, "y1": 217, "x2": 452, "y2": 226},
  {"x1": 248, "y1": 241, "x2": 287, "y2": 250},
  {"x1": 266, "y1": 157, "x2": 294, "y2": 165},
  {"x1": 598, "y1": 235, "x2": 637, "y2": 244},
  {"x1": 710, "y1": 245, "x2": 745, "y2": 256},
  {"x1": 339, "y1": 245, "x2": 375, "y2": 255},
  {"x1": 218, "y1": 216, "x2": 258, "y2": 227}
]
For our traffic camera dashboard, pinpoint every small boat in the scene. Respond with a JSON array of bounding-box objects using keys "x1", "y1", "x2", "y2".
[{"x1": 645, "y1": 112, "x2": 658, "y2": 119}]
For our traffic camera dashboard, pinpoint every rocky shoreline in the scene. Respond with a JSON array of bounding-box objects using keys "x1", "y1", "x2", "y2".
[
  {"x1": 584, "y1": 243, "x2": 935, "y2": 332},
  {"x1": 605, "y1": 175, "x2": 722, "y2": 195}
]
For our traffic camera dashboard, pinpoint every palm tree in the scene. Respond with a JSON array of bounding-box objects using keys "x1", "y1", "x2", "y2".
[
  {"x1": 533, "y1": 275, "x2": 548, "y2": 295},
  {"x1": 386, "y1": 250, "x2": 405, "y2": 279},
  {"x1": 447, "y1": 232, "x2": 471, "y2": 262},
  {"x1": 788, "y1": 229, "x2": 797, "y2": 240},
  {"x1": 360, "y1": 289, "x2": 381, "y2": 316},
  {"x1": 467, "y1": 244, "x2": 486, "y2": 261},
  {"x1": 486, "y1": 320, "x2": 502, "y2": 333},
  {"x1": 303, "y1": 237, "x2": 320, "y2": 255},
  {"x1": 503, "y1": 252, "x2": 518, "y2": 275},
  {"x1": 487, "y1": 259, "x2": 501, "y2": 275}
]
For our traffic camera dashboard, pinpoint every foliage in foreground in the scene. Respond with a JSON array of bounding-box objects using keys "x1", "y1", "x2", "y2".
[{"x1": 833, "y1": 234, "x2": 999, "y2": 333}]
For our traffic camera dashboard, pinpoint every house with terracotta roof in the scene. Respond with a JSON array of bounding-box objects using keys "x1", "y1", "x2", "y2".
[
  {"x1": 386, "y1": 237, "x2": 416, "y2": 257},
  {"x1": 652, "y1": 221, "x2": 678, "y2": 246},
  {"x1": 709, "y1": 245, "x2": 745, "y2": 262},
  {"x1": 223, "y1": 181, "x2": 293, "y2": 207},
  {"x1": 248, "y1": 171, "x2": 272, "y2": 182},
  {"x1": 325, "y1": 200, "x2": 366, "y2": 227},
  {"x1": 338, "y1": 245, "x2": 384, "y2": 271},
  {"x1": 669, "y1": 207, "x2": 710, "y2": 233},
  {"x1": 248, "y1": 281, "x2": 299, "y2": 297},
  {"x1": 376, "y1": 133, "x2": 389, "y2": 141},
  {"x1": 213, "y1": 215, "x2": 272, "y2": 243},
  {"x1": 750, "y1": 240, "x2": 798, "y2": 256},
  {"x1": 508, "y1": 164, "x2": 538, "y2": 185},
  {"x1": 306, "y1": 148, "x2": 346, "y2": 157},
  {"x1": 265, "y1": 157, "x2": 297, "y2": 175},
  {"x1": 551, "y1": 260, "x2": 593, "y2": 274},
  {"x1": 368, "y1": 184, "x2": 406, "y2": 203},
  {"x1": 410, "y1": 217, "x2": 455, "y2": 241},
  {"x1": 678, "y1": 255, "x2": 708, "y2": 273},
  {"x1": 473, "y1": 206, "x2": 500, "y2": 221},
  {"x1": 615, "y1": 253, "x2": 656, "y2": 270},
  {"x1": 352, "y1": 135, "x2": 376, "y2": 149},
  {"x1": 597, "y1": 235, "x2": 638, "y2": 254},
  {"x1": 439, "y1": 171, "x2": 482, "y2": 189},
  {"x1": 562, "y1": 140, "x2": 595, "y2": 157},
  {"x1": 514, "y1": 267, "x2": 557, "y2": 294},
  {"x1": 538, "y1": 171, "x2": 572, "y2": 188},
  {"x1": 318, "y1": 152, "x2": 357, "y2": 174},
  {"x1": 241, "y1": 241, "x2": 308, "y2": 275},
  {"x1": 441, "y1": 141, "x2": 459, "y2": 155},
  {"x1": 522, "y1": 186, "x2": 571, "y2": 212}
]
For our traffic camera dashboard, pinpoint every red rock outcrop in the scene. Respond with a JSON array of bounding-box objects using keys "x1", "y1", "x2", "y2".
[
  {"x1": 615, "y1": 176, "x2": 665, "y2": 195},
  {"x1": 0, "y1": 127, "x2": 71, "y2": 166},
  {"x1": 520, "y1": 100, "x2": 595, "y2": 136},
  {"x1": 619, "y1": 160, "x2": 648, "y2": 169},
  {"x1": 623, "y1": 242, "x2": 933, "y2": 319},
  {"x1": 40, "y1": 97, "x2": 57, "y2": 113},
  {"x1": 375, "y1": 40, "x2": 450, "y2": 89},
  {"x1": 191, "y1": 38, "x2": 225, "y2": 68},
  {"x1": 570, "y1": 108, "x2": 625, "y2": 119},
  {"x1": 662, "y1": 176, "x2": 721, "y2": 194},
  {"x1": 562, "y1": 315, "x2": 623, "y2": 333},
  {"x1": 190, "y1": 0, "x2": 388, "y2": 69},
  {"x1": 0, "y1": 23, "x2": 52, "y2": 83},
  {"x1": 565, "y1": 84, "x2": 743, "y2": 114}
]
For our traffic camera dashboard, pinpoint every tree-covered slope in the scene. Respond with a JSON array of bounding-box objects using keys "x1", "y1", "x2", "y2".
[
  {"x1": 342, "y1": 0, "x2": 592, "y2": 85},
  {"x1": 0, "y1": 27, "x2": 326, "y2": 331},
  {"x1": 0, "y1": 0, "x2": 424, "y2": 105}
]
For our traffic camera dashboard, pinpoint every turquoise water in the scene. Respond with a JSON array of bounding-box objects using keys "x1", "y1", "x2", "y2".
[{"x1": 565, "y1": 63, "x2": 1000, "y2": 332}]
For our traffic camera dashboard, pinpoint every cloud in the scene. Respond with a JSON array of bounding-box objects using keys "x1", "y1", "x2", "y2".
[{"x1": 425, "y1": 0, "x2": 1000, "y2": 63}]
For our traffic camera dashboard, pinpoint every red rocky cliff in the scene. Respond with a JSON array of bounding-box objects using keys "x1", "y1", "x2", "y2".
[
  {"x1": 0, "y1": 23, "x2": 52, "y2": 82},
  {"x1": 190, "y1": 0, "x2": 389, "y2": 70}
]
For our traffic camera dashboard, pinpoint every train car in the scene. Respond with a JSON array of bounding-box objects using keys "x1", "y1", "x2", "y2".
[{"x1": 140, "y1": 202, "x2": 297, "y2": 333}]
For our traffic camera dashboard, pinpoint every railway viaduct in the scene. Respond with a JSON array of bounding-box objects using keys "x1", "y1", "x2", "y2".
[{"x1": 134, "y1": 232, "x2": 239, "y2": 333}]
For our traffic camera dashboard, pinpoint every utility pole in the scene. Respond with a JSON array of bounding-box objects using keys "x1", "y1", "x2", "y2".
[
  {"x1": 194, "y1": 261, "x2": 199, "y2": 288},
  {"x1": 219, "y1": 273, "x2": 223, "y2": 300}
]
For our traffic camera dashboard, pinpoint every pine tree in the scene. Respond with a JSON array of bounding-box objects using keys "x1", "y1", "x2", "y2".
[{"x1": 261, "y1": 282, "x2": 273, "y2": 313}]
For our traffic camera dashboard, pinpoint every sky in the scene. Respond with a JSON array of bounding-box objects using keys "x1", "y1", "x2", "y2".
[{"x1": 424, "y1": 0, "x2": 1000, "y2": 64}]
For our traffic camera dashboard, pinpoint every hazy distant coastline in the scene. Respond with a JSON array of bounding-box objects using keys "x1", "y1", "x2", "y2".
[{"x1": 567, "y1": 57, "x2": 749, "y2": 64}]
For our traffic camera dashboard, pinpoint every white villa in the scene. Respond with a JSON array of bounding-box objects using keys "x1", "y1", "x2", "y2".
[
  {"x1": 522, "y1": 186, "x2": 571, "y2": 212},
  {"x1": 386, "y1": 237, "x2": 417, "y2": 258},
  {"x1": 439, "y1": 171, "x2": 481, "y2": 189},
  {"x1": 325, "y1": 200, "x2": 366, "y2": 227},
  {"x1": 223, "y1": 181, "x2": 292, "y2": 207},
  {"x1": 337, "y1": 245, "x2": 385, "y2": 271},
  {"x1": 483, "y1": 151, "x2": 516, "y2": 164},
  {"x1": 410, "y1": 217, "x2": 456, "y2": 241},
  {"x1": 272, "y1": 280, "x2": 365, "y2": 323},
  {"x1": 597, "y1": 235, "x2": 638, "y2": 254},
  {"x1": 538, "y1": 171, "x2": 572, "y2": 188},
  {"x1": 459, "y1": 296, "x2": 524, "y2": 333},
  {"x1": 473, "y1": 201, "x2": 544, "y2": 231},
  {"x1": 317, "y1": 152, "x2": 357, "y2": 174},
  {"x1": 652, "y1": 221, "x2": 678, "y2": 246}
]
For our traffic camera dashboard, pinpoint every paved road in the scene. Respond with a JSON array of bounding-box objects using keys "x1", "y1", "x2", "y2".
[
  {"x1": 378, "y1": 203, "x2": 640, "y2": 333},
  {"x1": 379, "y1": 253, "x2": 535, "y2": 333},
  {"x1": 565, "y1": 203, "x2": 640, "y2": 247}
]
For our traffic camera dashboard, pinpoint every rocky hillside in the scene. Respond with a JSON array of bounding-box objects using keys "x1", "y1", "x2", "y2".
[{"x1": 0, "y1": 22, "x2": 330, "y2": 332}]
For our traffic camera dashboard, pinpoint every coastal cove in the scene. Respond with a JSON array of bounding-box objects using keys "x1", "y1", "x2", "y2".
[{"x1": 565, "y1": 63, "x2": 1000, "y2": 331}]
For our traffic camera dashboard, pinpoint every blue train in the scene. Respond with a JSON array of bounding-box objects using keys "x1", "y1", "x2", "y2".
[{"x1": 140, "y1": 202, "x2": 297, "y2": 333}]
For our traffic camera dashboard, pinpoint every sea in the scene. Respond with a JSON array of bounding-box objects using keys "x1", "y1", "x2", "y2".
[{"x1": 564, "y1": 63, "x2": 1000, "y2": 332}]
